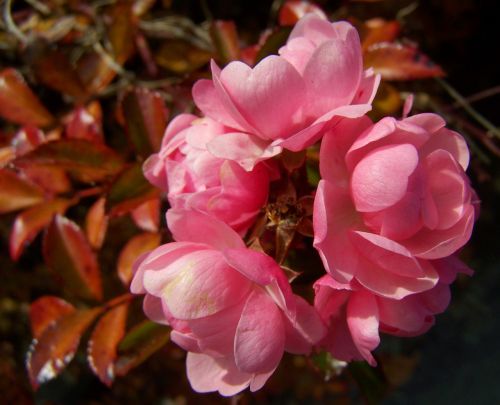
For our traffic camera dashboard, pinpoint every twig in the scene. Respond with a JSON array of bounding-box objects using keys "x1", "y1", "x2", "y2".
[
  {"x1": 450, "y1": 85, "x2": 500, "y2": 109},
  {"x1": 25, "y1": 0, "x2": 51, "y2": 15},
  {"x1": 199, "y1": 0, "x2": 213, "y2": 22},
  {"x1": 93, "y1": 42, "x2": 133, "y2": 78},
  {"x1": 268, "y1": 0, "x2": 284, "y2": 28},
  {"x1": 396, "y1": 1, "x2": 419, "y2": 21},
  {"x1": 436, "y1": 77, "x2": 500, "y2": 139},
  {"x1": 3, "y1": 0, "x2": 29, "y2": 44}
]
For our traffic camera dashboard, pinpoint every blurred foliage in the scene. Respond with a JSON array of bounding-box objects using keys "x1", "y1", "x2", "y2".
[{"x1": 0, "y1": 0, "x2": 499, "y2": 403}]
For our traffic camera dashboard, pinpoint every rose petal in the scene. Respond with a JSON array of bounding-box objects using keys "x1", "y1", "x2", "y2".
[
  {"x1": 303, "y1": 34, "x2": 362, "y2": 117},
  {"x1": 350, "y1": 231, "x2": 425, "y2": 278},
  {"x1": 313, "y1": 180, "x2": 361, "y2": 282},
  {"x1": 167, "y1": 208, "x2": 244, "y2": 249},
  {"x1": 219, "y1": 56, "x2": 306, "y2": 140},
  {"x1": 351, "y1": 143, "x2": 419, "y2": 212},
  {"x1": 347, "y1": 290, "x2": 380, "y2": 366},
  {"x1": 234, "y1": 290, "x2": 285, "y2": 373},
  {"x1": 207, "y1": 131, "x2": 282, "y2": 171}
]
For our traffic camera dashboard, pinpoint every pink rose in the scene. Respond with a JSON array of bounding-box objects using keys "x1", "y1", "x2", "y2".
[
  {"x1": 314, "y1": 256, "x2": 473, "y2": 365},
  {"x1": 313, "y1": 114, "x2": 478, "y2": 299},
  {"x1": 192, "y1": 14, "x2": 378, "y2": 170},
  {"x1": 131, "y1": 209, "x2": 325, "y2": 396},
  {"x1": 143, "y1": 114, "x2": 271, "y2": 235}
]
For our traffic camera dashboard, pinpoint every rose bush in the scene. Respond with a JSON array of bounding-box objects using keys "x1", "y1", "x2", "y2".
[
  {"x1": 143, "y1": 114, "x2": 271, "y2": 234},
  {"x1": 313, "y1": 113, "x2": 478, "y2": 299},
  {"x1": 131, "y1": 209, "x2": 325, "y2": 396},
  {"x1": 192, "y1": 14, "x2": 379, "y2": 170}
]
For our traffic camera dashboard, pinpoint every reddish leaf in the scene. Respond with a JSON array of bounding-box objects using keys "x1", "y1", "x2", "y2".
[
  {"x1": 32, "y1": 49, "x2": 88, "y2": 102},
  {"x1": 77, "y1": 52, "x2": 118, "y2": 95},
  {"x1": 15, "y1": 139, "x2": 125, "y2": 183},
  {"x1": 26, "y1": 307, "x2": 102, "y2": 389},
  {"x1": 65, "y1": 102, "x2": 103, "y2": 143},
  {"x1": 155, "y1": 39, "x2": 212, "y2": 74},
  {"x1": 364, "y1": 42, "x2": 445, "y2": 81},
  {"x1": 88, "y1": 303, "x2": 129, "y2": 386},
  {"x1": 22, "y1": 166, "x2": 72, "y2": 194},
  {"x1": 360, "y1": 19, "x2": 401, "y2": 52},
  {"x1": 117, "y1": 232, "x2": 161, "y2": 286},
  {"x1": 279, "y1": 1, "x2": 326, "y2": 26},
  {"x1": 85, "y1": 197, "x2": 108, "y2": 250},
  {"x1": 107, "y1": 2, "x2": 137, "y2": 65},
  {"x1": 10, "y1": 198, "x2": 73, "y2": 261},
  {"x1": 0, "y1": 69, "x2": 54, "y2": 127},
  {"x1": 43, "y1": 215, "x2": 102, "y2": 301},
  {"x1": 115, "y1": 321, "x2": 170, "y2": 377},
  {"x1": 29, "y1": 296, "x2": 75, "y2": 340},
  {"x1": 210, "y1": 20, "x2": 240, "y2": 64},
  {"x1": 0, "y1": 169, "x2": 45, "y2": 214},
  {"x1": 121, "y1": 88, "x2": 169, "y2": 156},
  {"x1": 0, "y1": 146, "x2": 15, "y2": 166},
  {"x1": 131, "y1": 198, "x2": 160, "y2": 232},
  {"x1": 106, "y1": 163, "x2": 159, "y2": 217},
  {"x1": 11, "y1": 126, "x2": 45, "y2": 156}
]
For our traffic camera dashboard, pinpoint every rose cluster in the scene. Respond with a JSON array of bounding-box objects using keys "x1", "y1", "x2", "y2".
[{"x1": 131, "y1": 14, "x2": 478, "y2": 395}]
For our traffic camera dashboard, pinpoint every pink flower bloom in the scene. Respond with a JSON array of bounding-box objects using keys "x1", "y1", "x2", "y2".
[
  {"x1": 192, "y1": 14, "x2": 379, "y2": 170},
  {"x1": 143, "y1": 114, "x2": 271, "y2": 235},
  {"x1": 131, "y1": 209, "x2": 325, "y2": 396},
  {"x1": 314, "y1": 114, "x2": 478, "y2": 299},
  {"x1": 314, "y1": 256, "x2": 472, "y2": 365}
]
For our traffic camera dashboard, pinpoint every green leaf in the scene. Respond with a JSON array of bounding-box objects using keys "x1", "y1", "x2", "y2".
[
  {"x1": 255, "y1": 27, "x2": 292, "y2": 64},
  {"x1": 106, "y1": 163, "x2": 159, "y2": 216},
  {"x1": 115, "y1": 321, "x2": 170, "y2": 376},
  {"x1": 348, "y1": 361, "x2": 388, "y2": 405}
]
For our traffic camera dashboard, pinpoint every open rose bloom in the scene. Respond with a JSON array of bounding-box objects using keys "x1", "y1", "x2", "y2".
[
  {"x1": 133, "y1": 13, "x2": 478, "y2": 397},
  {"x1": 131, "y1": 210, "x2": 325, "y2": 396}
]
